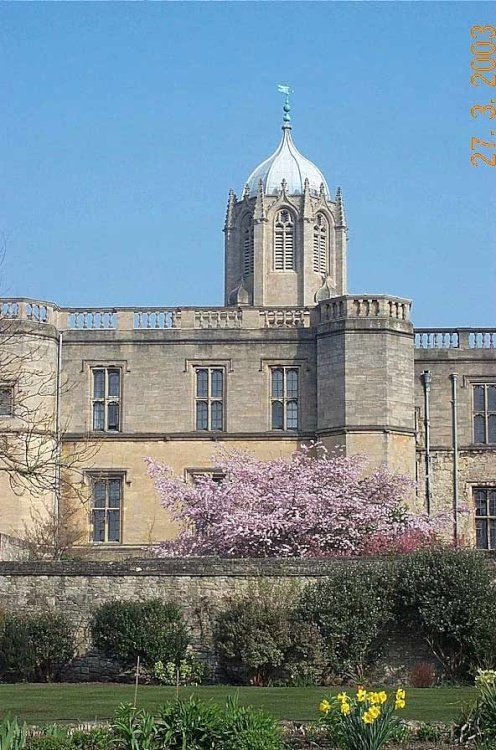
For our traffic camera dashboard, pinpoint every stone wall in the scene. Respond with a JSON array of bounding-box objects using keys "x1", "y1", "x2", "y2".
[
  {"x1": 0, "y1": 534, "x2": 28, "y2": 561},
  {"x1": 416, "y1": 449, "x2": 496, "y2": 544},
  {"x1": 0, "y1": 558, "x2": 327, "y2": 681},
  {"x1": 0, "y1": 557, "x2": 443, "y2": 683},
  {"x1": 414, "y1": 347, "x2": 496, "y2": 542}
]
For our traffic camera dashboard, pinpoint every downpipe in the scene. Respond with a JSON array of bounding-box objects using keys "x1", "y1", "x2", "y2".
[
  {"x1": 54, "y1": 331, "x2": 63, "y2": 521},
  {"x1": 450, "y1": 373, "x2": 459, "y2": 544},
  {"x1": 421, "y1": 370, "x2": 432, "y2": 515}
]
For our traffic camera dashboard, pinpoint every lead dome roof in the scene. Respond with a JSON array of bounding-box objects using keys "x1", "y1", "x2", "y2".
[{"x1": 245, "y1": 124, "x2": 330, "y2": 199}]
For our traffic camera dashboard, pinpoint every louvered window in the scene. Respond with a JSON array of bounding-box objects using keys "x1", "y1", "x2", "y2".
[
  {"x1": 242, "y1": 214, "x2": 254, "y2": 276},
  {"x1": 313, "y1": 213, "x2": 328, "y2": 274},
  {"x1": 274, "y1": 209, "x2": 295, "y2": 270}
]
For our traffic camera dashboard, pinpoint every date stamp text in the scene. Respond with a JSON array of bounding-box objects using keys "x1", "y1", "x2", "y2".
[{"x1": 470, "y1": 25, "x2": 496, "y2": 166}]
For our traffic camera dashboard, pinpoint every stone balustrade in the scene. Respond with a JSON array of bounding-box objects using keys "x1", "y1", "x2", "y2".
[
  {"x1": 0, "y1": 298, "x2": 312, "y2": 331},
  {"x1": 1, "y1": 300, "x2": 51, "y2": 323},
  {"x1": 133, "y1": 310, "x2": 180, "y2": 329},
  {"x1": 68, "y1": 310, "x2": 118, "y2": 330},
  {"x1": 260, "y1": 308, "x2": 310, "y2": 327},
  {"x1": 194, "y1": 309, "x2": 242, "y2": 329},
  {"x1": 319, "y1": 295, "x2": 412, "y2": 323},
  {"x1": 415, "y1": 328, "x2": 496, "y2": 350},
  {"x1": 3, "y1": 299, "x2": 493, "y2": 346}
]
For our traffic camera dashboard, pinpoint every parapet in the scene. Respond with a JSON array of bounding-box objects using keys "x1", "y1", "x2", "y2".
[
  {"x1": 6, "y1": 299, "x2": 493, "y2": 349},
  {"x1": 319, "y1": 295, "x2": 411, "y2": 324},
  {"x1": 0, "y1": 298, "x2": 317, "y2": 331},
  {"x1": 415, "y1": 328, "x2": 496, "y2": 350}
]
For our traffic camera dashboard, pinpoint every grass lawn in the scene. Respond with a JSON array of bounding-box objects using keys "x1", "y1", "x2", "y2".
[{"x1": 0, "y1": 684, "x2": 476, "y2": 725}]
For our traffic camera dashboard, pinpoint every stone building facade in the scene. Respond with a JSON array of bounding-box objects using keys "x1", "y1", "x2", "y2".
[{"x1": 0, "y1": 104, "x2": 495, "y2": 554}]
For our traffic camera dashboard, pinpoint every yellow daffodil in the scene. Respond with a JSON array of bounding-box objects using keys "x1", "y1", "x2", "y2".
[
  {"x1": 356, "y1": 688, "x2": 367, "y2": 702},
  {"x1": 378, "y1": 691, "x2": 387, "y2": 704},
  {"x1": 337, "y1": 692, "x2": 348, "y2": 703},
  {"x1": 369, "y1": 705, "x2": 381, "y2": 719},
  {"x1": 340, "y1": 701, "x2": 351, "y2": 715},
  {"x1": 362, "y1": 710, "x2": 374, "y2": 724},
  {"x1": 395, "y1": 698, "x2": 406, "y2": 710},
  {"x1": 367, "y1": 691, "x2": 381, "y2": 704},
  {"x1": 319, "y1": 699, "x2": 331, "y2": 713},
  {"x1": 396, "y1": 688, "x2": 406, "y2": 701}
]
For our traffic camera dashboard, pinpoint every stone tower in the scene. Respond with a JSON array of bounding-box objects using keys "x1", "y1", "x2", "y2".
[
  {"x1": 224, "y1": 98, "x2": 347, "y2": 307},
  {"x1": 224, "y1": 95, "x2": 416, "y2": 478}
]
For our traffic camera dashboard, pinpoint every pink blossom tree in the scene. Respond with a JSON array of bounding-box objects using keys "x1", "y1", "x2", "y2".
[{"x1": 147, "y1": 445, "x2": 445, "y2": 558}]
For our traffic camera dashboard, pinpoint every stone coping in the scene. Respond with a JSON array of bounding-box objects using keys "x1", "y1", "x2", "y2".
[
  {"x1": 0, "y1": 556, "x2": 396, "y2": 577},
  {"x1": 1, "y1": 553, "x2": 493, "y2": 577}
]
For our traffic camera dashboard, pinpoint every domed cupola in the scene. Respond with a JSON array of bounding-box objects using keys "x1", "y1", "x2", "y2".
[
  {"x1": 224, "y1": 88, "x2": 347, "y2": 308},
  {"x1": 245, "y1": 96, "x2": 330, "y2": 198}
]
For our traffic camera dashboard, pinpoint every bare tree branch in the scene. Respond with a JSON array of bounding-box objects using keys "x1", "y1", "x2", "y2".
[
  {"x1": 21, "y1": 492, "x2": 90, "y2": 560},
  {"x1": 0, "y1": 316, "x2": 98, "y2": 497},
  {"x1": 0, "y1": 288, "x2": 100, "y2": 557}
]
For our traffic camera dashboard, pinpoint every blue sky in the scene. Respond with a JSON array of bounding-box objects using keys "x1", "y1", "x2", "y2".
[{"x1": 1, "y1": 2, "x2": 494, "y2": 327}]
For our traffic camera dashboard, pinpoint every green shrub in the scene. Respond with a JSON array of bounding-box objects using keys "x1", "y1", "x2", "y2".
[
  {"x1": 213, "y1": 596, "x2": 325, "y2": 685},
  {"x1": 90, "y1": 599, "x2": 189, "y2": 668},
  {"x1": 69, "y1": 728, "x2": 112, "y2": 750},
  {"x1": 154, "y1": 697, "x2": 283, "y2": 750},
  {"x1": 26, "y1": 737, "x2": 72, "y2": 750},
  {"x1": 25, "y1": 728, "x2": 112, "y2": 750},
  {"x1": 396, "y1": 548, "x2": 496, "y2": 678},
  {"x1": 415, "y1": 722, "x2": 447, "y2": 742},
  {"x1": 296, "y1": 562, "x2": 396, "y2": 679},
  {"x1": 0, "y1": 613, "x2": 75, "y2": 682},
  {"x1": 153, "y1": 654, "x2": 205, "y2": 685},
  {"x1": 156, "y1": 698, "x2": 223, "y2": 749},
  {"x1": 221, "y1": 696, "x2": 283, "y2": 750}
]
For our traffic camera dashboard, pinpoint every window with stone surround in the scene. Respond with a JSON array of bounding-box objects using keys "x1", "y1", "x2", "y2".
[
  {"x1": 473, "y1": 384, "x2": 496, "y2": 444},
  {"x1": 271, "y1": 367, "x2": 299, "y2": 430},
  {"x1": 0, "y1": 385, "x2": 14, "y2": 417},
  {"x1": 195, "y1": 367, "x2": 224, "y2": 431},
  {"x1": 274, "y1": 209, "x2": 295, "y2": 271},
  {"x1": 474, "y1": 487, "x2": 496, "y2": 550},
  {"x1": 91, "y1": 475, "x2": 122, "y2": 543},
  {"x1": 91, "y1": 367, "x2": 121, "y2": 432},
  {"x1": 313, "y1": 213, "x2": 329, "y2": 274},
  {"x1": 186, "y1": 468, "x2": 225, "y2": 484}
]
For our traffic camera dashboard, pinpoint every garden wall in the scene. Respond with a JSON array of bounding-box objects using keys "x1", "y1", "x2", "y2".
[
  {"x1": 0, "y1": 558, "x2": 434, "y2": 682},
  {"x1": 0, "y1": 534, "x2": 28, "y2": 562}
]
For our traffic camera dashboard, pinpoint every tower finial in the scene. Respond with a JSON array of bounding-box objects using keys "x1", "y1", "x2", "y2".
[
  {"x1": 277, "y1": 84, "x2": 293, "y2": 128},
  {"x1": 335, "y1": 187, "x2": 347, "y2": 229},
  {"x1": 224, "y1": 189, "x2": 236, "y2": 231}
]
